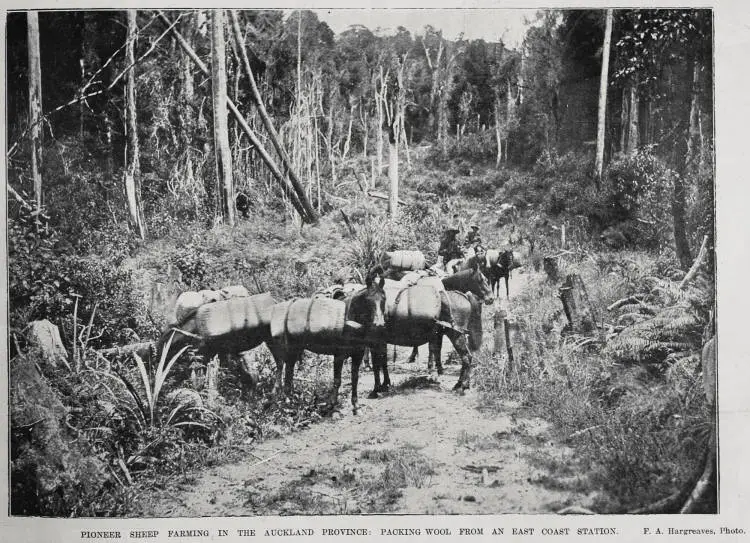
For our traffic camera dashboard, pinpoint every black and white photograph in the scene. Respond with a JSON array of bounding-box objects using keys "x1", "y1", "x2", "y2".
[{"x1": 4, "y1": 3, "x2": 735, "y2": 530}]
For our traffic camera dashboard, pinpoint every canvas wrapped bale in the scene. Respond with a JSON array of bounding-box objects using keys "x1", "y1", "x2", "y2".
[
  {"x1": 384, "y1": 250, "x2": 426, "y2": 271},
  {"x1": 174, "y1": 285, "x2": 250, "y2": 324},
  {"x1": 384, "y1": 284, "x2": 442, "y2": 328},
  {"x1": 193, "y1": 292, "x2": 274, "y2": 345},
  {"x1": 270, "y1": 297, "x2": 347, "y2": 345}
]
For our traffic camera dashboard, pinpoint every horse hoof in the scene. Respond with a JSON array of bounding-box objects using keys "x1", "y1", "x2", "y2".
[
  {"x1": 368, "y1": 390, "x2": 379, "y2": 399},
  {"x1": 437, "y1": 368, "x2": 444, "y2": 376}
]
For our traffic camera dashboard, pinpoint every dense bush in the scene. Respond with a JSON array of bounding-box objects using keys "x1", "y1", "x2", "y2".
[{"x1": 8, "y1": 207, "x2": 151, "y2": 349}]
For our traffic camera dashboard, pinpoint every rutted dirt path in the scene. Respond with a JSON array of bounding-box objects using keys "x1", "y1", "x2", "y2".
[{"x1": 149, "y1": 269, "x2": 594, "y2": 516}]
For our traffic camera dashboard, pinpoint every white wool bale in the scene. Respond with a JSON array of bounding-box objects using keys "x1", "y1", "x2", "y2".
[
  {"x1": 219, "y1": 285, "x2": 250, "y2": 299},
  {"x1": 175, "y1": 291, "x2": 205, "y2": 324}
]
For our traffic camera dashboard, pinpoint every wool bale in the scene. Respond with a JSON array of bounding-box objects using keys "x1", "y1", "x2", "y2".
[
  {"x1": 270, "y1": 298, "x2": 346, "y2": 343},
  {"x1": 194, "y1": 293, "x2": 274, "y2": 340},
  {"x1": 174, "y1": 286, "x2": 250, "y2": 324},
  {"x1": 174, "y1": 291, "x2": 205, "y2": 324},
  {"x1": 219, "y1": 285, "x2": 250, "y2": 299},
  {"x1": 486, "y1": 249, "x2": 500, "y2": 268},
  {"x1": 384, "y1": 250, "x2": 426, "y2": 271},
  {"x1": 199, "y1": 289, "x2": 223, "y2": 304},
  {"x1": 384, "y1": 284, "x2": 441, "y2": 327}
]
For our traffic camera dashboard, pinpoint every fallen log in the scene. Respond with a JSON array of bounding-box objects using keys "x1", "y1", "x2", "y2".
[
  {"x1": 97, "y1": 342, "x2": 154, "y2": 359},
  {"x1": 368, "y1": 190, "x2": 406, "y2": 206},
  {"x1": 606, "y1": 294, "x2": 648, "y2": 312},
  {"x1": 679, "y1": 234, "x2": 709, "y2": 290}
]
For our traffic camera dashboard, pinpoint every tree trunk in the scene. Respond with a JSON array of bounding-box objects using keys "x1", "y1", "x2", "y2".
[
  {"x1": 673, "y1": 53, "x2": 696, "y2": 270},
  {"x1": 228, "y1": 11, "x2": 317, "y2": 223},
  {"x1": 375, "y1": 69, "x2": 384, "y2": 175},
  {"x1": 210, "y1": 9, "x2": 235, "y2": 226},
  {"x1": 125, "y1": 10, "x2": 147, "y2": 240},
  {"x1": 687, "y1": 62, "x2": 701, "y2": 168},
  {"x1": 558, "y1": 274, "x2": 598, "y2": 336},
  {"x1": 594, "y1": 9, "x2": 613, "y2": 183},
  {"x1": 626, "y1": 78, "x2": 639, "y2": 154},
  {"x1": 27, "y1": 11, "x2": 43, "y2": 212},
  {"x1": 388, "y1": 122, "x2": 399, "y2": 219}
]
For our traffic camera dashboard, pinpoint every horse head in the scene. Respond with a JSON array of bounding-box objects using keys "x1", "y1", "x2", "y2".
[
  {"x1": 469, "y1": 259, "x2": 495, "y2": 305},
  {"x1": 352, "y1": 265, "x2": 386, "y2": 334},
  {"x1": 443, "y1": 263, "x2": 494, "y2": 305}
]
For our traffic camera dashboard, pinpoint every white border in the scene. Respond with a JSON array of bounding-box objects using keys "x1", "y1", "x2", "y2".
[{"x1": 2, "y1": 1, "x2": 749, "y2": 541}]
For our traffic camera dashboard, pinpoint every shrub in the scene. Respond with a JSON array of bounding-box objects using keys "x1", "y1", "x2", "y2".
[{"x1": 9, "y1": 208, "x2": 150, "y2": 348}]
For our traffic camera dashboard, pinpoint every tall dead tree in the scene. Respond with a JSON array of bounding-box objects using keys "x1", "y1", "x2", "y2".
[
  {"x1": 211, "y1": 9, "x2": 234, "y2": 226},
  {"x1": 594, "y1": 9, "x2": 613, "y2": 183},
  {"x1": 227, "y1": 10, "x2": 319, "y2": 224},
  {"x1": 125, "y1": 10, "x2": 147, "y2": 239},
  {"x1": 27, "y1": 11, "x2": 43, "y2": 212}
]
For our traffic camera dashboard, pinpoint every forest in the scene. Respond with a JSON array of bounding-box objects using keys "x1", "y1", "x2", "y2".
[{"x1": 7, "y1": 9, "x2": 715, "y2": 517}]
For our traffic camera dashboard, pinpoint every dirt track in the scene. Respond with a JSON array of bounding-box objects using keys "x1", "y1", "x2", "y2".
[{"x1": 149, "y1": 270, "x2": 596, "y2": 516}]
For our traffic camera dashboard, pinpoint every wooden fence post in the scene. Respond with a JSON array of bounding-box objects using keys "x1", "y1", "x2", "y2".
[{"x1": 493, "y1": 309, "x2": 507, "y2": 354}]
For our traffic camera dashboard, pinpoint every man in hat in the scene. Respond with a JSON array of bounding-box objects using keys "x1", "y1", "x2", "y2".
[
  {"x1": 437, "y1": 227, "x2": 463, "y2": 270},
  {"x1": 464, "y1": 224, "x2": 482, "y2": 248}
]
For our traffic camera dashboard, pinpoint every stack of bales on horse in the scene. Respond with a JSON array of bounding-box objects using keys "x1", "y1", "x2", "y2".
[
  {"x1": 156, "y1": 287, "x2": 278, "y2": 388},
  {"x1": 370, "y1": 261, "x2": 494, "y2": 396},
  {"x1": 267, "y1": 266, "x2": 388, "y2": 414},
  {"x1": 380, "y1": 250, "x2": 428, "y2": 280}
]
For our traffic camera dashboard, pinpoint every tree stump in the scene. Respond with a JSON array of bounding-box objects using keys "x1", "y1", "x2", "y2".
[
  {"x1": 543, "y1": 256, "x2": 559, "y2": 282},
  {"x1": 493, "y1": 310, "x2": 507, "y2": 355},
  {"x1": 26, "y1": 320, "x2": 69, "y2": 369},
  {"x1": 558, "y1": 274, "x2": 598, "y2": 336}
]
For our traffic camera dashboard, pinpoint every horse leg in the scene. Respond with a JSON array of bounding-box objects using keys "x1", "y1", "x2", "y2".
[
  {"x1": 330, "y1": 353, "x2": 346, "y2": 412},
  {"x1": 350, "y1": 349, "x2": 364, "y2": 415},
  {"x1": 369, "y1": 344, "x2": 388, "y2": 398},
  {"x1": 407, "y1": 346, "x2": 419, "y2": 364},
  {"x1": 284, "y1": 349, "x2": 300, "y2": 396},
  {"x1": 381, "y1": 347, "x2": 391, "y2": 390},
  {"x1": 267, "y1": 342, "x2": 286, "y2": 397},
  {"x1": 505, "y1": 274, "x2": 510, "y2": 300},
  {"x1": 430, "y1": 330, "x2": 445, "y2": 375},
  {"x1": 369, "y1": 344, "x2": 382, "y2": 399},
  {"x1": 447, "y1": 329, "x2": 472, "y2": 391}
]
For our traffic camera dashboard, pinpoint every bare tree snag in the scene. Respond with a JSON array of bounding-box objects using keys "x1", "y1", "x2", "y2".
[
  {"x1": 27, "y1": 11, "x2": 43, "y2": 211},
  {"x1": 227, "y1": 11, "x2": 318, "y2": 224},
  {"x1": 559, "y1": 274, "x2": 599, "y2": 336},
  {"x1": 125, "y1": 10, "x2": 147, "y2": 239},
  {"x1": 388, "y1": 122, "x2": 399, "y2": 219},
  {"x1": 210, "y1": 9, "x2": 235, "y2": 226},
  {"x1": 594, "y1": 9, "x2": 613, "y2": 184},
  {"x1": 157, "y1": 11, "x2": 314, "y2": 223}
]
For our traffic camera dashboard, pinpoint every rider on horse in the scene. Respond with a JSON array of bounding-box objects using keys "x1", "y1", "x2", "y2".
[{"x1": 438, "y1": 228, "x2": 464, "y2": 270}]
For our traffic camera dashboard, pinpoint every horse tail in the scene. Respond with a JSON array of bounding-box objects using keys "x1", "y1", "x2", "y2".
[{"x1": 465, "y1": 292, "x2": 483, "y2": 351}]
